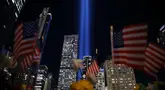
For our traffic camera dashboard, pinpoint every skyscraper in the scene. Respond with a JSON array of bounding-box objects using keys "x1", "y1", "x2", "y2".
[
  {"x1": 104, "y1": 60, "x2": 136, "y2": 90},
  {"x1": 95, "y1": 69, "x2": 105, "y2": 90},
  {"x1": 57, "y1": 35, "x2": 79, "y2": 89},
  {"x1": 34, "y1": 65, "x2": 48, "y2": 90},
  {"x1": 0, "y1": 0, "x2": 26, "y2": 48}
]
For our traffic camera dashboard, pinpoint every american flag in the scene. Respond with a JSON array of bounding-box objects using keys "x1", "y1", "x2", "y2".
[
  {"x1": 12, "y1": 21, "x2": 38, "y2": 68},
  {"x1": 20, "y1": 55, "x2": 33, "y2": 72},
  {"x1": 112, "y1": 24, "x2": 148, "y2": 69},
  {"x1": 144, "y1": 42, "x2": 165, "y2": 78},
  {"x1": 33, "y1": 41, "x2": 41, "y2": 64},
  {"x1": 86, "y1": 60, "x2": 99, "y2": 77}
]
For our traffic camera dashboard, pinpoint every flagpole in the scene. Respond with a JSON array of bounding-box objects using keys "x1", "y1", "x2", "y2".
[
  {"x1": 32, "y1": 7, "x2": 50, "y2": 73},
  {"x1": 96, "y1": 48, "x2": 98, "y2": 58},
  {"x1": 38, "y1": 7, "x2": 50, "y2": 39},
  {"x1": 37, "y1": 8, "x2": 49, "y2": 66},
  {"x1": 110, "y1": 25, "x2": 114, "y2": 64}
]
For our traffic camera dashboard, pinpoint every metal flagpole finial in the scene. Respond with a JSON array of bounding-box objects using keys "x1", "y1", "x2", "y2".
[
  {"x1": 96, "y1": 48, "x2": 98, "y2": 55},
  {"x1": 110, "y1": 25, "x2": 113, "y2": 31}
]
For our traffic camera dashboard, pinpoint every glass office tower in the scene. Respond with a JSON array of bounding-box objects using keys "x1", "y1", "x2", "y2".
[{"x1": 57, "y1": 35, "x2": 79, "y2": 90}]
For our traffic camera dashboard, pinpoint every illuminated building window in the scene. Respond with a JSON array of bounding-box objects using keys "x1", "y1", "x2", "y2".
[
  {"x1": 15, "y1": 12, "x2": 18, "y2": 18},
  {"x1": 104, "y1": 60, "x2": 136, "y2": 90},
  {"x1": 12, "y1": 0, "x2": 15, "y2": 3}
]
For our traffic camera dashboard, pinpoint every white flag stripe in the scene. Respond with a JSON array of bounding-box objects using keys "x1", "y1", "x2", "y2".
[
  {"x1": 20, "y1": 49, "x2": 34, "y2": 55},
  {"x1": 86, "y1": 60, "x2": 99, "y2": 77},
  {"x1": 145, "y1": 63, "x2": 158, "y2": 73},
  {"x1": 27, "y1": 56, "x2": 31, "y2": 66},
  {"x1": 20, "y1": 44, "x2": 34, "y2": 50},
  {"x1": 144, "y1": 68, "x2": 156, "y2": 77},
  {"x1": 149, "y1": 44, "x2": 165, "y2": 56},
  {"x1": 146, "y1": 48, "x2": 165, "y2": 59},
  {"x1": 145, "y1": 52, "x2": 163, "y2": 64},
  {"x1": 144, "y1": 43, "x2": 165, "y2": 78},
  {"x1": 113, "y1": 24, "x2": 147, "y2": 70},
  {"x1": 15, "y1": 24, "x2": 23, "y2": 34},
  {"x1": 14, "y1": 41, "x2": 22, "y2": 53},
  {"x1": 22, "y1": 37, "x2": 36, "y2": 43},
  {"x1": 14, "y1": 36, "x2": 22, "y2": 50},
  {"x1": 114, "y1": 53, "x2": 145, "y2": 58},
  {"x1": 14, "y1": 30, "x2": 23, "y2": 42},
  {"x1": 123, "y1": 33, "x2": 147, "y2": 39},
  {"x1": 123, "y1": 25, "x2": 148, "y2": 33},
  {"x1": 145, "y1": 56, "x2": 161, "y2": 69},
  {"x1": 114, "y1": 47, "x2": 146, "y2": 51},
  {"x1": 124, "y1": 40, "x2": 147, "y2": 45}
]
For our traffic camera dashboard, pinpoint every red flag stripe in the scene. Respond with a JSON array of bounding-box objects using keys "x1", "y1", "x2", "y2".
[
  {"x1": 123, "y1": 24, "x2": 148, "y2": 32},
  {"x1": 145, "y1": 62, "x2": 159, "y2": 73},
  {"x1": 123, "y1": 29, "x2": 147, "y2": 35},
  {"x1": 86, "y1": 60, "x2": 99, "y2": 76},
  {"x1": 21, "y1": 61, "x2": 25, "y2": 72},
  {"x1": 144, "y1": 42, "x2": 165, "y2": 78},
  {"x1": 12, "y1": 22, "x2": 38, "y2": 68},
  {"x1": 113, "y1": 24, "x2": 147, "y2": 69},
  {"x1": 145, "y1": 56, "x2": 161, "y2": 69},
  {"x1": 148, "y1": 43, "x2": 165, "y2": 58},
  {"x1": 144, "y1": 67, "x2": 157, "y2": 78},
  {"x1": 14, "y1": 24, "x2": 23, "y2": 42},
  {"x1": 145, "y1": 52, "x2": 164, "y2": 65}
]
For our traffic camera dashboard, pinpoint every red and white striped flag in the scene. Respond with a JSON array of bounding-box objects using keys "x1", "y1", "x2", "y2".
[
  {"x1": 86, "y1": 60, "x2": 99, "y2": 77},
  {"x1": 111, "y1": 24, "x2": 148, "y2": 69},
  {"x1": 22, "y1": 55, "x2": 33, "y2": 72},
  {"x1": 33, "y1": 45, "x2": 41, "y2": 64},
  {"x1": 12, "y1": 21, "x2": 38, "y2": 70},
  {"x1": 144, "y1": 42, "x2": 165, "y2": 78}
]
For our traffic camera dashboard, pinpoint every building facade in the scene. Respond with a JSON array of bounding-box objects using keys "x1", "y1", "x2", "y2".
[
  {"x1": 34, "y1": 65, "x2": 48, "y2": 90},
  {"x1": 104, "y1": 60, "x2": 136, "y2": 90},
  {"x1": 95, "y1": 68, "x2": 105, "y2": 90},
  {"x1": 57, "y1": 35, "x2": 79, "y2": 90},
  {"x1": 0, "y1": 0, "x2": 26, "y2": 48}
]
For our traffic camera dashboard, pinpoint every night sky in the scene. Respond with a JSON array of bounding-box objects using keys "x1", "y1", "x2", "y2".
[{"x1": 6, "y1": 0, "x2": 165, "y2": 85}]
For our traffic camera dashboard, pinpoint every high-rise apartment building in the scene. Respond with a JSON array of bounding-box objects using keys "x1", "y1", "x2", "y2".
[
  {"x1": 104, "y1": 60, "x2": 136, "y2": 90},
  {"x1": 57, "y1": 35, "x2": 79, "y2": 90}
]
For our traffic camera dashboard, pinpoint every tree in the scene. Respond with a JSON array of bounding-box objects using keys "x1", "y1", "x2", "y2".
[{"x1": 0, "y1": 54, "x2": 12, "y2": 68}]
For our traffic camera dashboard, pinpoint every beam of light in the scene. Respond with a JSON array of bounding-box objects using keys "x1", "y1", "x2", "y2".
[
  {"x1": 78, "y1": 0, "x2": 85, "y2": 60},
  {"x1": 85, "y1": 0, "x2": 90, "y2": 56},
  {"x1": 78, "y1": 0, "x2": 91, "y2": 80}
]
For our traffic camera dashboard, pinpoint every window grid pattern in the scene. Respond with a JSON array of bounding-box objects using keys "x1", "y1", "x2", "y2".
[
  {"x1": 57, "y1": 35, "x2": 79, "y2": 90},
  {"x1": 104, "y1": 60, "x2": 136, "y2": 90},
  {"x1": 95, "y1": 70, "x2": 105, "y2": 90}
]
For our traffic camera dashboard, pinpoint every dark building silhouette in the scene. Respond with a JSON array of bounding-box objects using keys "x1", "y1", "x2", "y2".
[{"x1": 0, "y1": 0, "x2": 26, "y2": 48}]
